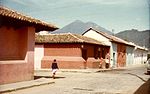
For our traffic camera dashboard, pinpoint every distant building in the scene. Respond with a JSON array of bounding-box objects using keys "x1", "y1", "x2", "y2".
[
  {"x1": 38, "y1": 31, "x2": 50, "y2": 35},
  {"x1": 133, "y1": 45, "x2": 148, "y2": 65},
  {"x1": 0, "y1": 6, "x2": 58, "y2": 84},
  {"x1": 35, "y1": 33, "x2": 110, "y2": 69}
]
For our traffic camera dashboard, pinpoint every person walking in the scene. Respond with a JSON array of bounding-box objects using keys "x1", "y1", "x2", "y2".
[{"x1": 51, "y1": 59, "x2": 59, "y2": 79}]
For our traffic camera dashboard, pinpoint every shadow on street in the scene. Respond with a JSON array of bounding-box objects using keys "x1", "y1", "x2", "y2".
[
  {"x1": 34, "y1": 76, "x2": 65, "y2": 80},
  {"x1": 134, "y1": 78, "x2": 150, "y2": 94}
]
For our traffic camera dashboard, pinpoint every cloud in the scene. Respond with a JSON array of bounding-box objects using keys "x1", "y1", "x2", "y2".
[
  {"x1": 73, "y1": 0, "x2": 126, "y2": 5},
  {"x1": 11, "y1": 0, "x2": 31, "y2": 6},
  {"x1": 73, "y1": 0, "x2": 149, "y2": 7},
  {"x1": 135, "y1": 18, "x2": 141, "y2": 21}
]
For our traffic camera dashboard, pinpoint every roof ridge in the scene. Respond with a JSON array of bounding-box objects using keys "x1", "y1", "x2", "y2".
[
  {"x1": 69, "y1": 33, "x2": 84, "y2": 42},
  {"x1": 88, "y1": 28, "x2": 135, "y2": 46},
  {"x1": 91, "y1": 28, "x2": 126, "y2": 41},
  {"x1": 0, "y1": 6, "x2": 58, "y2": 31},
  {"x1": 90, "y1": 28, "x2": 112, "y2": 40}
]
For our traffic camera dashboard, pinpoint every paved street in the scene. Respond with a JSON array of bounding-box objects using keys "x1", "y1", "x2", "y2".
[{"x1": 2, "y1": 64, "x2": 150, "y2": 94}]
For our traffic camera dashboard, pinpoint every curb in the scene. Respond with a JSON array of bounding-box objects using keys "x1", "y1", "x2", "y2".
[
  {"x1": 61, "y1": 70, "x2": 92, "y2": 73},
  {"x1": 0, "y1": 81, "x2": 55, "y2": 93},
  {"x1": 96, "y1": 69, "x2": 112, "y2": 72},
  {"x1": 35, "y1": 69, "x2": 114, "y2": 73}
]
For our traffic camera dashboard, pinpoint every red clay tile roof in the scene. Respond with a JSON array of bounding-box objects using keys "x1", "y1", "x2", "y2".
[
  {"x1": 35, "y1": 33, "x2": 109, "y2": 46},
  {"x1": 0, "y1": 6, "x2": 58, "y2": 31},
  {"x1": 83, "y1": 28, "x2": 135, "y2": 46}
]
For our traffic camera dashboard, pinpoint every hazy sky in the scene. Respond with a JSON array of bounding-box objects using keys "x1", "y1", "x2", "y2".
[{"x1": 1, "y1": 0, "x2": 149, "y2": 33}]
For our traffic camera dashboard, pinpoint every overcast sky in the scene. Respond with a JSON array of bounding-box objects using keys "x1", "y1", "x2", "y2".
[{"x1": 1, "y1": 0, "x2": 150, "y2": 33}]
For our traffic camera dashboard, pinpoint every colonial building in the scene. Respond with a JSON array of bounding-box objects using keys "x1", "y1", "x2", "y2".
[
  {"x1": 35, "y1": 33, "x2": 110, "y2": 69},
  {"x1": 82, "y1": 28, "x2": 135, "y2": 68},
  {"x1": 0, "y1": 7, "x2": 58, "y2": 84}
]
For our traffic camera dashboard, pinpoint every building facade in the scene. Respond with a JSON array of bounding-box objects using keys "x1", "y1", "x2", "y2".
[
  {"x1": 0, "y1": 7, "x2": 58, "y2": 84},
  {"x1": 82, "y1": 28, "x2": 135, "y2": 68},
  {"x1": 35, "y1": 33, "x2": 110, "y2": 69}
]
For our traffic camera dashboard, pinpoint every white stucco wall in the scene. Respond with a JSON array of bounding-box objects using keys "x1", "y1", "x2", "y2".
[
  {"x1": 134, "y1": 49, "x2": 141, "y2": 65},
  {"x1": 141, "y1": 50, "x2": 148, "y2": 63},
  {"x1": 110, "y1": 43, "x2": 117, "y2": 67},
  {"x1": 143, "y1": 52, "x2": 147, "y2": 62},
  {"x1": 133, "y1": 48, "x2": 148, "y2": 65},
  {"x1": 34, "y1": 44, "x2": 44, "y2": 70},
  {"x1": 83, "y1": 29, "x2": 111, "y2": 46},
  {"x1": 126, "y1": 46, "x2": 134, "y2": 66}
]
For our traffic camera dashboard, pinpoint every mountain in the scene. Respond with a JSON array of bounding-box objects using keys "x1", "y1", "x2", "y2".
[
  {"x1": 115, "y1": 29, "x2": 150, "y2": 50},
  {"x1": 52, "y1": 20, "x2": 113, "y2": 34}
]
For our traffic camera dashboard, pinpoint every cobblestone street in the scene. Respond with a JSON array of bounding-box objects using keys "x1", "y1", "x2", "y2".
[{"x1": 3, "y1": 65, "x2": 150, "y2": 94}]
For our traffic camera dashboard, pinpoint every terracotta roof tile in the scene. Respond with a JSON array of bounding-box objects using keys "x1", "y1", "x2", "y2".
[
  {"x1": 84, "y1": 28, "x2": 135, "y2": 46},
  {"x1": 35, "y1": 33, "x2": 109, "y2": 46},
  {"x1": 0, "y1": 6, "x2": 58, "y2": 31}
]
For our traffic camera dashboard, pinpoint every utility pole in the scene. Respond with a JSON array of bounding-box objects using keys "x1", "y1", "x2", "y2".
[{"x1": 112, "y1": 29, "x2": 115, "y2": 35}]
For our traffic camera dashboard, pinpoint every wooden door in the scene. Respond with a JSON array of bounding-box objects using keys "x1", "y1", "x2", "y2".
[{"x1": 117, "y1": 44, "x2": 126, "y2": 67}]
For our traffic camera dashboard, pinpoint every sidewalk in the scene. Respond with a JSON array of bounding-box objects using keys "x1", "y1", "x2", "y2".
[
  {"x1": 0, "y1": 78, "x2": 54, "y2": 93},
  {"x1": 34, "y1": 69, "x2": 113, "y2": 75},
  {"x1": 35, "y1": 67, "x2": 127, "y2": 73}
]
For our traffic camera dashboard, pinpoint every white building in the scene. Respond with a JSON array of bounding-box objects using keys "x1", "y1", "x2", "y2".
[
  {"x1": 82, "y1": 28, "x2": 143, "y2": 68},
  {"x1": 133, "y1": 45, "x2": 148, "y2": 65}
]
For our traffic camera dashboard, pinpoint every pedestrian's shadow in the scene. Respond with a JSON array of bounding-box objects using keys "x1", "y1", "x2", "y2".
[
  {"x1": 34, "y1": 76, "x2": 65, "y2": 80},
  {"x1": 134, "y1": 78, "x2": 150, "y2": 94},
  {"x1": 144, "y1": 72, "x2": 150, "y2": 75}
]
